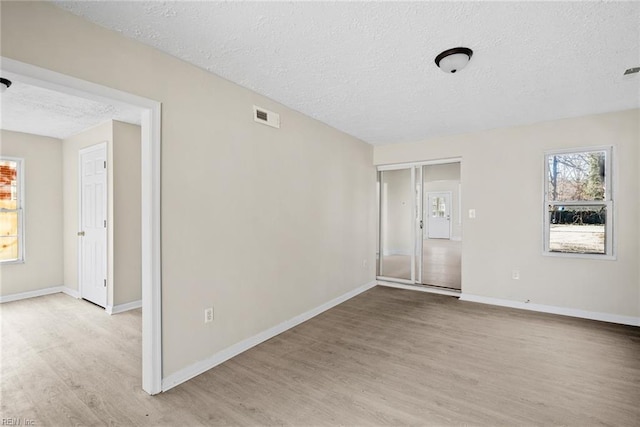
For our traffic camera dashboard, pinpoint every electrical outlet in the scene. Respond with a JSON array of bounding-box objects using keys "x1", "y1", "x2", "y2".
[
  {"x1": 363, "y1": 259, "x2": 368, "y2": 268},
  {"x1": 468, "y1": 209, "x2": 476, "y2": 219},
  {"x1": 512, "y1": 269, "x2": 520, "y2": 280},
  {"x1": 204, "y1": 307, "x2": 214, "y2": 323}
]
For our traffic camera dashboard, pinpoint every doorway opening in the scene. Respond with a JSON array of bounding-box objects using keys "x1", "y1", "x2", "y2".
[
  {"x1": 377, "y1": 159, "x2": 462, "y2": 292},
  {"x1": 1, "y1": 57, "x2": 162, "y2": 395}
]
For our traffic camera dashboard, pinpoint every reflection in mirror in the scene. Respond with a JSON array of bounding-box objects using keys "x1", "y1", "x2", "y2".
[
  {"x1": 379, "y1": 169, "x2": 412, "y2": 280},
  {"x1": 422, "y1": 163, "x2": 461, "y2": 289}
]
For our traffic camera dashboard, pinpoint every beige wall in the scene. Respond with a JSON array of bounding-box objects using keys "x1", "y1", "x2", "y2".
[
  {"x1": 112, "y1": 121, "x2": 141, "y2": 306},
  {"x1": 423, "y1": 162, "x2": 460, "y2": 182},
  {"x1": 62, "y1": 120, "x2": 142, "y2": 308},
  {"x1": 0, "y1": 130, "x2": 63, "y2": 296},
  {"x1": 380, "y1": 169, "x2": 412, "y2": 256},
  {"x1": 375, "y1": 109, "x2": 640, "y2": 318},
  {"x1": 1, "y1": 2, "x2": 375, "y2": 377}
]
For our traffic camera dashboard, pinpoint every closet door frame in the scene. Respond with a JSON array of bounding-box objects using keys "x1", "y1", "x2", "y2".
[{"x1": 377, "y1": 158, "x2": 462, "y2": 286}]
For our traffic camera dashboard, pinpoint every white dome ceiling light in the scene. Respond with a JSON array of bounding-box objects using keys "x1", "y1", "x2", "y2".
[
  {"x1": 0, "y1": 78, "x2": 12, "y2": 93},
  {"x1": 435, "y1": 47, "x2": 473, "y2": 74}
]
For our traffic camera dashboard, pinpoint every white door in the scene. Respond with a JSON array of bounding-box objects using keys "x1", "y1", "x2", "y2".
[
  {"x1": 427, "y1": 192, "x2": 451, "y2": 239},
  {"x1": 79, "y1": 143, "x2": 107, "y2": 308}
]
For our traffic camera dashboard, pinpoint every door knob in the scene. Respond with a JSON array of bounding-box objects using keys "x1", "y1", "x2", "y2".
[{"x1": 77, "y1": 231, "x2": 85, "y2": 236}]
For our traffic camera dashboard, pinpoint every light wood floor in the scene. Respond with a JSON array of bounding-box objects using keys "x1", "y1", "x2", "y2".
[
  {"x1": 2, "y1": 288, "x2": 639, "y2": 426},
  {"x1": 422, "y1": 239, "x2": 461, "y2": 289},
  {"x1": 380, "y1": 239, "x2": 461, "y2": 289}
]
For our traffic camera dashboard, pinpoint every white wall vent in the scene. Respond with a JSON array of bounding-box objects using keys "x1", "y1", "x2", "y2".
[{"x1": 253, "y1": 105, "x2": 280, "y2": 129}]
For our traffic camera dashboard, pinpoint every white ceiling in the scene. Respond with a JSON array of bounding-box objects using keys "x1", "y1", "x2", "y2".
[
  {"x1": 0, "y1": 80, "x2": 142, "y2": 139},
  {"x1": 54, "y1": 1, "x2": 640, "y2": 145}
]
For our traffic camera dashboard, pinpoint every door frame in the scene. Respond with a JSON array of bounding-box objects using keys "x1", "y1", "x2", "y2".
[
  {"x1": 425, "y1": 190, "x2": 453, "y2": 240},
  {"x1": 78, "y1": 142, "x2": 108, "y2": 308},
  {"x1": 377, "y1": 157, "x2": 462, "y2": 288},
  {"x1": 1, "y1": 57, "x2": 163, "y2": 395}
]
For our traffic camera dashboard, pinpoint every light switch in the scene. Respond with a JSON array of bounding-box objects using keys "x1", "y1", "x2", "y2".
[{"x1": 468, "y1": 209, "x2": 476, "y2": 219}]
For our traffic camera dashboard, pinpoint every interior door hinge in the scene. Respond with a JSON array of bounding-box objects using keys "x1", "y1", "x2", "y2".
[
  {"x1": 104, "y1": 220, "x2": 107, "y2": 228},
  {"x1": 104, "y1": 279, "x2": 107, "y2": 287},
  {"x1": 104, "y1": 161, "x2": 106, "y2": 169}
]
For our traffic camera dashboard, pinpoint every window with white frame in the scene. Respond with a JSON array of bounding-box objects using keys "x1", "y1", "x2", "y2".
[
  {"x1": 0, "y1": 158, "x2": 24, "y2": 263},
  {"x1": 544, "y1": 147, "x2": 612, "y2": 257}
]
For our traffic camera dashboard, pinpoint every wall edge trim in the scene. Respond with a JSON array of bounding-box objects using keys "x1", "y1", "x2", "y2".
[
  {"x1": 61, "y1": 287, "x2": 80, "y2": 299},
  {"x1": 459, "y1": 293, "x2": 640, "y2": 327},
  {"x1": 161, "y1": 280, "x2": 376, "y2": 392},
  {"x1": 377, "y1": 280, "x2": 461, "y2": 297},
  {"x1": 106, "y1": 299, "x2": 142, "y2": 315},
  {"x1": 0, "y1": 286, "x2": 73, "y2": 304}
]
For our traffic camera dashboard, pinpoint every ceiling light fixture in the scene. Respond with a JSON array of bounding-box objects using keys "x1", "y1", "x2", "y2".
[
  {"x1": 435, "y1": 47, "x2": 473, "y2": 74},
  {"x1": 0, "y1": 78, "x2": 12, "y2": 93}
]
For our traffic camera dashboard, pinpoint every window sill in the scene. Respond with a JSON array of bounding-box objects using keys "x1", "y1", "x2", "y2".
[
  {"x1": 542, "y1": 251, "x2": 616, "y2": 261},
  {"x1": 0, "y1": 259, "x2": 25, "y2": 265}
]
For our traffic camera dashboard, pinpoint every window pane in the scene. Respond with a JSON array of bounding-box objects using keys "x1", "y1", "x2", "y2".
[
  {"x1": 547, "y1": 151, "x2": 605, "y2": 201},
  {"x1": 0, "y1": 236, "x2": 19, "y2": 261},
  {"x1": 548, "y1": 205, "x2": 606, "y2": 254},
  {"x1": 0, "y1": 211, "x2": 18, "y2": 236},
  {"x1": 0, "y1": 160, "x2": 18, "y2": 210},
  {"x1": 431, "y1": 197, "x2": 446, "y2": 218}
]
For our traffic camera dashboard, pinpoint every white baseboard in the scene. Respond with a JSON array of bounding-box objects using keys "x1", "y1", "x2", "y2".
[
  {"x1": 459, "y1": 293, "x2": 640, "y2": 327},
  {"x1": 382, "y1": 250, "x2": 413, "y2": 257},
  {"x1": 106, "y1": 299, "x2": 142, "y2": 315},
  {"x1": 161, "y1": 280, "x2": 377, "y2": 392},
  {"x1": 377, "y1": 280, "x2": 461, "y2": 297},
  {"x1": 61, "y1": 287, "x2": 80, "y2": 299},
  {"x1": 0, "y1": 286, "x2": 81, "y2": 304}
]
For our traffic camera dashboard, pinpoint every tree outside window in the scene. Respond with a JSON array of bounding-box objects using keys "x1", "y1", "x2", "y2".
[{"x1": 545, "y1": 148, "x2": 612, "y2": 257}]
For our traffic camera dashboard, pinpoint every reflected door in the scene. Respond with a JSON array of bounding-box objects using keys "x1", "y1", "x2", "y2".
[
  {"x1": 421, "y1": 162, "x2": 461, "y2": 290},
  {"x1": 379, "y1": 168, "x2": 413, "y2": 281},
  {"x1": 427, "y1": 192, "x2": 451, "y2": 239}
]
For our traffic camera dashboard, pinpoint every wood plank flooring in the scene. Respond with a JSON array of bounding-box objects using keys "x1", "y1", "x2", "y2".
[
  {"x1": 1, "y1": 287, "x2": 639, "y2": 426},
  {"x1": 421, "y1": 239, "x2": 461, "y2": 289},
  {"x1": 380, "y1": 239, "x2": 461, "y2": 289}
]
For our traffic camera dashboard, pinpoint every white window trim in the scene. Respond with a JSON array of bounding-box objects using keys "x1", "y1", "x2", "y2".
[
  {"x1": 542, "y1": 146, "x2": 614, "y2": 260},
  {"x1": 0, "y1": 156, "x2": 25, "y2": 264}
]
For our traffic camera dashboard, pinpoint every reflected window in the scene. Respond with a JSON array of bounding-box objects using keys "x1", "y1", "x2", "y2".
[{"x1": 0, "y1": 158, "x2": 24, "y2": 263}]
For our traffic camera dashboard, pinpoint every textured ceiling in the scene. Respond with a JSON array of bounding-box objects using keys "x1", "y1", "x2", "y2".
[
  {"x1": 0, "y1": 80, "x2": 142, "y2": 139},
  {"x1": 54, "y1": 1, "x2": 640, "y2": 145}
]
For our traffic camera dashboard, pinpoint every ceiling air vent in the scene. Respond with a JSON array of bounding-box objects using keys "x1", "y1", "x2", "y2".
[
  {"x1": 624, "y1": 67, "x2": 640, "y2": 75},
  {"x1": 253, "y1": 105, "x2": 280, "y2": 129}
]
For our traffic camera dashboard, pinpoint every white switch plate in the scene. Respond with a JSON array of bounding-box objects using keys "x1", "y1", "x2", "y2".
[
  {"x1": 512, "y1": 270, "x2": 520, "y2": 280},
  {"x1": 468, "y1": 209, "x2": 476, "y2": 219}
]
